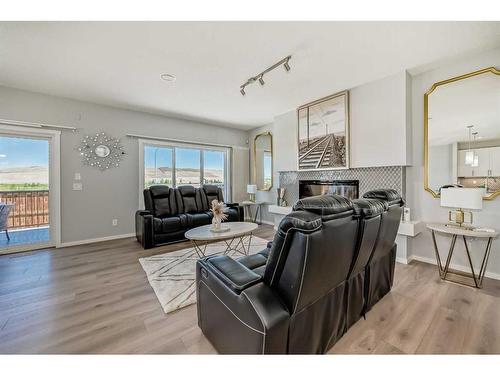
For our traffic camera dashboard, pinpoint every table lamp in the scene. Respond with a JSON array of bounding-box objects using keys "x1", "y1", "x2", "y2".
[
  {"x1": 247, "y1": 184, "x2": 257, "y2": 202},
  {"x1": 440, "y1": 188, "x2": 483, "y2": 228}
]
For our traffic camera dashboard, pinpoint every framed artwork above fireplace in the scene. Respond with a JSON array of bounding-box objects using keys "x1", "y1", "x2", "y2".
[{"x1": 297, "y1": 90, "x2": 350, "y2": 171}]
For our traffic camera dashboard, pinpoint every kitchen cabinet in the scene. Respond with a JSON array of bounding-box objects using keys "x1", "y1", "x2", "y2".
[
  {"x1": 490, "y1": 147, "x2": 500, "y2": 176},
  {"x1": 458, "y1": 150, "x2": 474, "y2": 177},
  {"x1": 458, "y1": 146, "x2": 500, "y2": 178}
]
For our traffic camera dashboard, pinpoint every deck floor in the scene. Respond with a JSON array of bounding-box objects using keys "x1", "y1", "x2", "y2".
[{"x1": 0, "y1": 227, "x2": 50, "y2": 249}]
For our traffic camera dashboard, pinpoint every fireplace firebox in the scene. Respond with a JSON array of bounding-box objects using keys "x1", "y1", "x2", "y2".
[{"x1": 299, "y1": 180, "x2": 359, "y2": 200}]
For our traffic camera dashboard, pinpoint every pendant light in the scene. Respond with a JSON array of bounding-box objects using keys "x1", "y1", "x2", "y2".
[
  {"x1": 465, "y1": 125, "x2": 474, "y2": 166},
  {"x1": 472, "y1": 131, "x2": 479, "y2": 167}
]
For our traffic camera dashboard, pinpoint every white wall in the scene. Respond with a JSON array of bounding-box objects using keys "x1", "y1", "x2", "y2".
[
  {"x1": 428, "y1": 144, "x2": 453, "y2": 191},
  {"x1": 350, "y1": 71, "x2": 411, "y2": 167},
  {"x1": 0, "y1": 86, "x2": 249, "y2": 244},
  {"x1": 247, "y1": 72, "x2": 411, "y2": 223},
  {"x1": 247, "y1": 111, "x2": 298, "y2": 224},
  {"x1": 407, "y1": 47, "x2": 500, "y2": 278}
]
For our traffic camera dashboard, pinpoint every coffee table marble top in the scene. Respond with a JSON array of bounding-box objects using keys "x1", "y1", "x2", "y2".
[{"x1": 185, "y1": 222, "x2": 258, "y2": 241}]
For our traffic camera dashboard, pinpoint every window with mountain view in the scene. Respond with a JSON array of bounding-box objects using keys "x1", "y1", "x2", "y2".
[
  {"x1": 143, "y1": 142, "x2": 229, "y2": 199},
  {"x1": 144, "y1": 146, "x2": 173, "y2": 187},
  {"x1": 175, "y1": 148, "x2": 201, "y2": 187},
  {"x1": 203, "y1": 150, "x2": 225, "y2": 189}
]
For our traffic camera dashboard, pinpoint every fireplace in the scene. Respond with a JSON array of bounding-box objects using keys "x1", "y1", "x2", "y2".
[{"x1": 299, "y1": 180, "x2": 359, "y2": 200}]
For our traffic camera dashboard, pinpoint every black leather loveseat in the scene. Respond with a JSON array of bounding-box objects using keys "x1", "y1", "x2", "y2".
[
  {"x1": 136, "y1": 184, "x2": 243, "y2": 249},
  {"x1": 196, "y1": 189, "x2": 404, "y2": 354}
]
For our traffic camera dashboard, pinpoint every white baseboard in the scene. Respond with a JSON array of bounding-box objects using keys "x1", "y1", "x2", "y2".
[
  {"x1": 59, "y1": 233, "x2": 135, "y2": 248},
  {"x1": 396, "y1": 257, "x2": 410, "y2": 265},
  {"x1": 409, "y1": 254, "x2": 500, "y2": 281}
]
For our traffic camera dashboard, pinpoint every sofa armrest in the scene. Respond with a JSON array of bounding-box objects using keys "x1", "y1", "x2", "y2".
[
  {"x1": 204, "y1": 255, "x2": 262, "y2": 293},
  {"x1": 196, "y1": 260, "x2": 289, "y2": 353},
  {"x1": 242, "y1": 282, "x2": 290, "y2": 353},
  {"x1": 135, "y1": 210, "x2": 154, "y2": 249},
  {"x1": 225, "y1": 203, "x2": 244, "y2": 221}
]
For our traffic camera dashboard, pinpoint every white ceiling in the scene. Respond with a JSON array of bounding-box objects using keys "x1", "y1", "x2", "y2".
[{"x1": 1, "y1": 22, "x2": 500, "y2": 130}]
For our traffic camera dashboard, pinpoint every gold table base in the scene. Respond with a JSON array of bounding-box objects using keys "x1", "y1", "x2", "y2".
[
  {"x1": 431, "y1": 231, "x2": 493, "y2": 288},
  {"x1": 189, "y1": 233, "x2": 254, "y2": 258}
]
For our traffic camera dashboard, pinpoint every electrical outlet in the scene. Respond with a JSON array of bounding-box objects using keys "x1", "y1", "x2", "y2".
[
  {"x1": 72, "y1": 182, "x2": 83, "y2": 191},
  {"x1": 112, "y1": 219, "x2": 118, "y2": 226}
]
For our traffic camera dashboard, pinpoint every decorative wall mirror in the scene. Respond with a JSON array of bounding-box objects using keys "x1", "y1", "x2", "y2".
[
  {"x1": 425, "y1": 67, "x2": 500, "y2": 200},
  {"x1": 253, "y1": 132, "x2": 273, "y2": 191},
  {"x1": 78, "y1": 132, "x2": 126, "y2": 171}
]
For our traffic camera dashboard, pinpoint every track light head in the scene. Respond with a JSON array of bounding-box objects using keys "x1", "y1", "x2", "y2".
[
  {"x1": 284, "y1": 57, "x2": 291, "y2": 72},
  {"x1": 239, "y1": 55, "x2": 291, "y2": 96}
]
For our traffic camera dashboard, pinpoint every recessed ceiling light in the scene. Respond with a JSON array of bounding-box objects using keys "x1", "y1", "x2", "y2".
[{"x1": 160, "y1": 74, "x2": 176, "y2": 82}]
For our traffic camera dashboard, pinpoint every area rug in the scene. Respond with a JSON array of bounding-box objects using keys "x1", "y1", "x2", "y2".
[{"x1": 139, "y1": 236, "x2": 269, "y2": 314}]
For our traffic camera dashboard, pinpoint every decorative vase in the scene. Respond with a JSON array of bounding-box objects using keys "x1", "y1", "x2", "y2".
[{"x1": 212, "y1": 217, "x2": 221, "y2": 230}]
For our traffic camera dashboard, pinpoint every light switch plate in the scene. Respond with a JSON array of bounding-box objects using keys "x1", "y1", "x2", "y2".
[
  {"x1": 72, "y1": 182, "x2": 83, "y2": 191},
  {"x1": 74, "y1": 173, "x2": 81, "y2": 180}
]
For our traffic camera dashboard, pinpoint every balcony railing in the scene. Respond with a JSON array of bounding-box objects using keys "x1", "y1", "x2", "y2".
[{"x1": 0, "y1": 190, "x2": 49, "y2": 229}]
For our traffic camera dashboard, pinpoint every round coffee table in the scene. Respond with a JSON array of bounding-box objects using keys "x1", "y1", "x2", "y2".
[{"x1": 185, "y1": 222, "x2": 258, "y2": 258}]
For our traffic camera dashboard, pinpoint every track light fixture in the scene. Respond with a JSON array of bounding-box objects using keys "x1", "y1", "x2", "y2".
[
  {"x1": 239, "y1": 55, "x2": 291, "y2": 96},
  {"x1": 283, "y1": 57, "x2": 291, "y2": 72}
]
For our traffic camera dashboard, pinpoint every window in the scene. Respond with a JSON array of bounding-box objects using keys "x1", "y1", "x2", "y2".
[
  {"x1": 141, "y1": 140, "x2": 230, "y2": 202},
  {"x1": 203, "y1": 150, "x2": 225, "y2": 189},
  {"x1": 175, "y1": 148, "x2": 201, "y2": 187},
  {"x1": 144, "y1": 146, "x2": 173, "y2": 187}
]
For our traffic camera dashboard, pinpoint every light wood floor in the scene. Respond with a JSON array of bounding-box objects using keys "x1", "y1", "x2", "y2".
[{"x1": 1, "y1": 223, "x2": 500, "y2": 354}]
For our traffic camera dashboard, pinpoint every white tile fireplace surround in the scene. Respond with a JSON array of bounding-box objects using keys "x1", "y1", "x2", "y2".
[
  {"x1": 278, "y1": 166, "x2": 406, "y2": 206},
  {"x1": 270, "y1": 166, "x2": 420, "y2": 264}
]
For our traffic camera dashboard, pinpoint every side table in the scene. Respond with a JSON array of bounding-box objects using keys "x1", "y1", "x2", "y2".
[
  {"x1": 239, "y1": 201, "x2": 266, "y2": 225},
  {"x1": 427, "y1": 223, "x2": 498, "y2": 288}
]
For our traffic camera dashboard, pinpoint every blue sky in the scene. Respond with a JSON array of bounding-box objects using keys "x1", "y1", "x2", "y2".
[
  {"x1": 0, "y1": 139, "x2": 224, "y2": 170},
  {"x1": 0, "y1": 136, "x2": 49, "y2": 168},
  {"x1": 145, "y1": 146, "x2": 224, "y2": 170}
]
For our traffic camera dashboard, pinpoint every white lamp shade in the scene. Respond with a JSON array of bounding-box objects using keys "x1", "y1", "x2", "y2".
[
  {"x1": 247, "y1": 184, "x2": 257, "y2": 194},
  {"x1": 440, "y1": 188, "x2": 483, "y2": 210},
  {"x1": 465, "y1": 150, "x2": 474, "y2": 165}
]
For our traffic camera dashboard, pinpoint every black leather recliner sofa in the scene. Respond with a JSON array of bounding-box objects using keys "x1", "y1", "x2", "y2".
[
  {"x1": 136, "y1": 184, "x2": 244, "y2": 249},
  {"x1": 195, "y1": 189, "x2": 404, "y2": 354}
]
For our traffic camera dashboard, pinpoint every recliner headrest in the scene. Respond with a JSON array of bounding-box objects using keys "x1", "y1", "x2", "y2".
[
  {"x1": 352, "y1": 198, "x2": 388, "y2": 218},
  {"x1": 362, "y1": 189, "x2": 404, "y2": 206},
  {"x1": 148, "y1": 185, "x2": 171, "y2": 198},
  {"x1": 293, "y1": 194, "x2": 354, "y2": 221},
  {"x1": 177, "y1": 185, "x2": 196, "y2": 197},
  {"x1": 203, "y1": 185, "x2": 219, "y2": 195},
  {"x1": 278, "y1": 210, "x2": 322, "y2": 234}
]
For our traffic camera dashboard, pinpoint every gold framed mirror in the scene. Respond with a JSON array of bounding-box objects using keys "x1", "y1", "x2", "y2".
[
  {"x1": 253, "y1": 131, "x2": 273, "y2": 191},
  {"x1": 424, "y1": 67, "x2": 500, "y2": 200}
]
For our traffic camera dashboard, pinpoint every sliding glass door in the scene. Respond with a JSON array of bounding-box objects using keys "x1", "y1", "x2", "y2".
[
  {"x1": 140, "y1": 140, "x2": 230, "y2": 206},
  {"x1": 0, "y1": 131, "x2": 55, "y2": 253}
]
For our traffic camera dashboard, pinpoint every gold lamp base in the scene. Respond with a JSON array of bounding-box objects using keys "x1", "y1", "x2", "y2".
[{"x1": 446, "y1": 208, "x2": 474, "y2": 229}]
